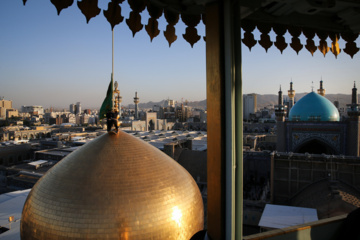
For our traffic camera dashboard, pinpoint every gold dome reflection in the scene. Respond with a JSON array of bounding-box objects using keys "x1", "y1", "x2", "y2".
[
  {"x1": 172, "y1": 206, "x2": 183, "y2": 227},
  {"x1": 21, "y1": 131, "x2": 204, "y2": 240}
]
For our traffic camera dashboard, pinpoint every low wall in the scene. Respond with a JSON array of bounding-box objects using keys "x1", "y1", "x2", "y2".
[{"x1": 243, "y1": 214, "x2": 346, "y2": 240}]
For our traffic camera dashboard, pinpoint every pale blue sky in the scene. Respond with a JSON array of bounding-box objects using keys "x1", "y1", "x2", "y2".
[{"x1": 1, "y1": 0, "x2": 359, "y2": 109}]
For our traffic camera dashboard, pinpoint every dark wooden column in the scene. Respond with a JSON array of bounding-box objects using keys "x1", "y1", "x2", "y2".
[{"x1": 206, "y1": 2, "x2": 226, "y2": 240}]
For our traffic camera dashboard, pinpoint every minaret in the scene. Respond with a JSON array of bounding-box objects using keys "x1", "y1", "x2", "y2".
[
  {"x1": 317, "y1": 79, "x2": 326, "y2": 96},
  {"x1": 134, "y1": 91, "x2": 139, "y2": 120},
  {"x1": 275, "y1": 85, "x2": 286, "y2": 122},
  {"x1": 346, "y1": 82, "x2": 360, "y2": 156},
  {"x1": 275, "y1": 85, "x2": 287, "y2": 152},
  {"x1": 347, "y1": 82, "x2": 360, "y2": 119},
  {"x1": 352, "y1": 81, "x2": 358, "y2": 105},
  {"x1": 278, "y1": 85, "x2": 283, "y2": 106},
  {"x1": 288, "y1": 81, "x2": 295, "y2": 111}
]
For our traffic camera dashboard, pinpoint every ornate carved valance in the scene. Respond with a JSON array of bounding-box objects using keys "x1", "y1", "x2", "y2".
[
  {"x1": 22, "y1": 0, "x2": 359, "y2": 57},
  {"x1": 242, "y1": 20, "x2": 359, "y2": 58}
]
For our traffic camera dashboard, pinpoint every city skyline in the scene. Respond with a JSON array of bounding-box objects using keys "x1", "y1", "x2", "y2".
[{"x1": 1, "y1": 0, "x2": 360, "y2": 109}]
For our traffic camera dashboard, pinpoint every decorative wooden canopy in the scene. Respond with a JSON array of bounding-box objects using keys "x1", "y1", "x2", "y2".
[{"x1": 22, "y1": 0, "x2": 360, "y2": 57}]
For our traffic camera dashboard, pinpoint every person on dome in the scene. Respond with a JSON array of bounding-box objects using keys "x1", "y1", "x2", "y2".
[{"x1": 106, "y1": 108, "x2": 119, "y2": 133}]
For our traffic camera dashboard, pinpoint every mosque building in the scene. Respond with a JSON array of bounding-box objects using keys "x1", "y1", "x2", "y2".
[
  {"x1": 276, "y1": 81, "x2": 360, "y2": 156},
  {"x1": 272, "y1": 81, "x2": 360, "y2": 219}
]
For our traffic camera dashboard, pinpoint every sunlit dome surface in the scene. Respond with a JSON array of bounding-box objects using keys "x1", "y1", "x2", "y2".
[
  {"x1": 21, "y1": 131, "x2": 204, "y2": 240},
  {"x1": 289, "y1": 91, "x2": 340, "y2": 122}
]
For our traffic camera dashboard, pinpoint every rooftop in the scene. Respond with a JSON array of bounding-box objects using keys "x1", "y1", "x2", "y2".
[
  {"x1": 0, "y1": 189, "x2": 30, "y2": 240},
  {"x1": 259, "y1": 204, "x2": 318, "y2": 229}
]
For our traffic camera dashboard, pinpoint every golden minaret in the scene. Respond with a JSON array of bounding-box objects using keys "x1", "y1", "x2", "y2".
[
  {"x1": 317, "y1": 79, "x2": 326, "y2": 96},
  {"x1": 288, "y1": 81, "x2": 296, "y2": 110}
]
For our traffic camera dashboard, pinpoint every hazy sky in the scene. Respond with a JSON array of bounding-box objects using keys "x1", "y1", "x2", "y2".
[{"x1": 1, "y1": 1, "x2": 359, "y2": 109}]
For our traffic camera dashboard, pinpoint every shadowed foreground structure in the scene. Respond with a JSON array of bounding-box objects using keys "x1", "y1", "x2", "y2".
[{"x1": 21, "y1": 131, "x2": 203, "y2": 239}]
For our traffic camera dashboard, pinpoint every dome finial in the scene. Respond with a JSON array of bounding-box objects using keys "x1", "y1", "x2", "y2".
[{"x1": 311, "y1": 81, "x2": 314, "y2": 92}]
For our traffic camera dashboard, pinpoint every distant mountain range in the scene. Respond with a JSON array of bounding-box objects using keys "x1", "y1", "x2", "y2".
[{"x1": 131, "y1": 93, "x2": 352, "y2": 111}]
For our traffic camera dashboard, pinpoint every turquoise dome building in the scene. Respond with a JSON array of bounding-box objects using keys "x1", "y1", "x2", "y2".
[
  {"x1": 289, "y1": 91, "x2": 340, "y2": 122},
  {"x1": 275, "y1": 81, "x2": 360, "y2": 156}
]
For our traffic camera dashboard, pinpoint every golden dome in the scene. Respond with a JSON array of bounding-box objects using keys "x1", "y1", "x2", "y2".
[{"x1": 21, "y1": 131, "x2": 204, "y2": 239}]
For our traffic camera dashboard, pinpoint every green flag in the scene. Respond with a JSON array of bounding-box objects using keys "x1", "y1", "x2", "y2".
[{"x1": 99, "y1": 74, "x2": 114, "y2": 120}]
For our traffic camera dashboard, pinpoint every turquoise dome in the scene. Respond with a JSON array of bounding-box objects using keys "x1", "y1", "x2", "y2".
[{"x1": 289, "y1": 92, "x2": 340, "y2": 121}]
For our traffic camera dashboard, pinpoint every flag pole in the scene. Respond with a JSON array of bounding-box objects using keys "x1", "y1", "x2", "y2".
[
  {"x1": 112, "y1": 28, "x2": 114, "y2": 104},
  {"x1": 112, "y1": 28, "x2": 114, "y2": 78},
  {"x1": 98, "y1": 29, "x2": 115, "y2": 122}
]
